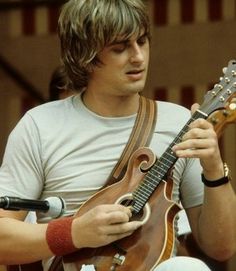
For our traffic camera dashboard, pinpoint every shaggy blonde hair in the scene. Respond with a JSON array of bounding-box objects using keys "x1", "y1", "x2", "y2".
[{"x1": 58, "y1": 0, "x2": 150, "y2": 91}]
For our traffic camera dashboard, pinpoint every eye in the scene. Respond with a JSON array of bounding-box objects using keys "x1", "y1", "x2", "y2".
[
  {"x1": 137, "y1": 35, "x2": 148, "y2": 46},
  {"x1": 112, "y1": 43, "x2": 127, "y2": 53}
]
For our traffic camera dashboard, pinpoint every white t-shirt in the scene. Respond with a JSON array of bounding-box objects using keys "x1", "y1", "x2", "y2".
[{"x1": 0, "y1": 94, "x2": 204, "y2": 224}]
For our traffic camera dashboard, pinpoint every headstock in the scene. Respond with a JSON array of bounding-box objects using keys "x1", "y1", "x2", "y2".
[
  {"x1": 200, "y1": 60, "x2": 236, "y2": 116},
  {"x1": 208, "y1": 95, "x2": 236, "y2": 137}
]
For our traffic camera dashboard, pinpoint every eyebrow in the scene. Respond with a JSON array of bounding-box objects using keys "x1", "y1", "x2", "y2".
[
  {"x1": 109, "y1": 39, "x2": 129, "y2": 46},
  {"x1": 109, "y1": 33, "x2": 148, "y2": 46}
]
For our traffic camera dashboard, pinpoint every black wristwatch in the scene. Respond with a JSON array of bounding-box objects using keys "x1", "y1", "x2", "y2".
[{"x1": 201, "y1": 162, "x2": 231, "y2": 187}]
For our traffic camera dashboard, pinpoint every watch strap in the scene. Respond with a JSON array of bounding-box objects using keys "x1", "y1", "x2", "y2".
[
  {"x1": 201, "y1": 174, "x2": 229, "y2": 187},
  {"x1": 201, "y1": 162, "x2": 231, "y2": 187}
]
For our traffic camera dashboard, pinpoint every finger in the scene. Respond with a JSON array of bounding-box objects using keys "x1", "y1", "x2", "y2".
[
  {"x1": 174, "y1": 138, "x2": 206, "y2": 151},
  {"x1": 175, "y1": 148, "x2": 217, "y2": 159},
  {"x1": 100, "y1": 204, "x2": 132, "y2": 218},
  {"x1": 191, "y1": 103, "x2": 200, "y2": 115},
  {"x1": 105, "y1": 210, "x2": 132, "y2": 225},
  {"x1": 173, "y1": 139, "x2": 217, "y2": 158},
  {"x1": 188, "y1": 118, "x2": 213, "y2": 130},
  {"x1": 182, "y1": 128, "x2": 209, "y2": 142},
  {"x1": 176, "y1": 133, "x2": 217, "y2": 149},
  {"x1": 107, "y1": 221, "x2": 142, "y2": 235}
]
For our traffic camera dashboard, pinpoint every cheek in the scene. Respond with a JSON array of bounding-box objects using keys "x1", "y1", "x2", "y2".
[
  {"x1": 145, "y1": 49, "x2": 150, "y2": 63},
  {"x1": 105, "y1": 61, "x2": 126, "y2": 77}
]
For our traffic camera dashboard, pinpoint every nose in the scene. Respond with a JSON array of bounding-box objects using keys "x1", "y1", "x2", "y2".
[{"x1": 129, "y1": 42, "x2": 145, "y2": 64}]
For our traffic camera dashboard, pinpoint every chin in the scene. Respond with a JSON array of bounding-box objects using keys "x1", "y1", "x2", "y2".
[
  {"x1": 126, "y1": 87, "x2": 143, "y2": 95},
  {"x1": 120, "y1": 80, "x2": 146, "y2": 95}
]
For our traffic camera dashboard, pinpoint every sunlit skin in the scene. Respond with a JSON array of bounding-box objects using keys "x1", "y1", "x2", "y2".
[
  {"x1": 83, "y1": 33, "x2": 150, "y2": 117},
  {"x1": 172, "y1": 103, "x2": 224, "y2": 180}
]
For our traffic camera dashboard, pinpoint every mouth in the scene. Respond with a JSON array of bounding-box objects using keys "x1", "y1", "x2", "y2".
[
  {"x1": 126, "y1": 69, "x2": 145, "y2": 81},
  {"x1": 126, "y1": 69, "x2": 144, "y2": 75}
]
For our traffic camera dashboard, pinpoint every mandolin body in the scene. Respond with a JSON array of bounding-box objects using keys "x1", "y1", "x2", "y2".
[{"x1": 63, "y1": 147, "x2": 181, "y2": 271}]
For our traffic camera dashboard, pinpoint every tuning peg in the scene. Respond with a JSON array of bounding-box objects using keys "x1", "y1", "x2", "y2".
[
  {"x1": 214, "y1": 84, "x2": 223, "y2": 90},
  {"x1": 225, "y1": 77, "x2": 230, "y2": 83},
  {"x1": 222, "y1": 67, "x2": 227, "y2": 74},
  {"x1": 229, "y1": 102, "x2": 236, "y2": 110}
]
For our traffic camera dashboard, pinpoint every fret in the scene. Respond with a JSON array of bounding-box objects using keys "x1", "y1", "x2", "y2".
[
  {"x1": 134, "y1": 185, "x2": 152, "y2": 199},
  {"x1": 132, "y1": 198, "x2": 144, "y2": 209},
  {"x1": 135, "y1": 195, "x2": 149, "y2": 207},
  {"x1": 138, "y1": 179, "x2": 156, "y2": 192},
  {"x1": 143, "y1": 176, "x2": 156, "y2": 189}
]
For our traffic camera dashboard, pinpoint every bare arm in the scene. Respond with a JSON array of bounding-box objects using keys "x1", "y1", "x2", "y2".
[
  {"x1": 0, "y1": 204, "x2": 142, "y2": 265},
  {"x1": 0, "y1": 210, "x2": 52, "y2": 264},
  {"x1": 173, "y1": 104, "x2": 236, "y2": 261},
  {"x1": 186, "y1": 182, "x2": 236, "y2": 261}
]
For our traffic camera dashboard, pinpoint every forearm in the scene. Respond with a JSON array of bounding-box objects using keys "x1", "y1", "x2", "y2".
[
  {"x1": 197, "y1": 182, "x2": 236, "y2": 260},
  {"x1": 0, "y1": 204, "x2": 142, "y2": 264},
  {"x1": 0, "y1": 217, "x2": 53, "y2": 265}
]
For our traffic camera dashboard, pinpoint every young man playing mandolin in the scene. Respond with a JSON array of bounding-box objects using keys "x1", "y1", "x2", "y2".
[{"x1": 0, "y1": 0, "x2": 235, "y2": 270}]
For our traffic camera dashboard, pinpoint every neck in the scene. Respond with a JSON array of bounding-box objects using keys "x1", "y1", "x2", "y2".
[{"x1": 82, "y1": 92, "x2": 140, "y2": 117}]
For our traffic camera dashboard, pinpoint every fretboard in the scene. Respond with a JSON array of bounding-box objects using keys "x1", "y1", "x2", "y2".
[{"x1": 131, "y1": 110, "x2": 207, "y2": 214}]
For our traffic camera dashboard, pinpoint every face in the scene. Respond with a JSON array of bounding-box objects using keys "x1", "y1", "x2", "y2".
[{"x1": 88, "y1": 32, "x2": 150, "y2": 97}]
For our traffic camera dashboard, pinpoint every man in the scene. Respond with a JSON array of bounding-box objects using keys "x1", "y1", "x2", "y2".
[{"x1": 0, "y1": 0, "x2": 235, "y2": 270}]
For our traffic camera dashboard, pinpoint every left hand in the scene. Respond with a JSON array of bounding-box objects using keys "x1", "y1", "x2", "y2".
[{"x1": 172, "y1": 103, "x2": 224, "y2": 179}]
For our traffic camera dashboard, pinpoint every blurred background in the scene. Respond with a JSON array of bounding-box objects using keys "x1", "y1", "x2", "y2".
[{"x1": 0, "y1": 0, "x2": 235, "y2": 270}]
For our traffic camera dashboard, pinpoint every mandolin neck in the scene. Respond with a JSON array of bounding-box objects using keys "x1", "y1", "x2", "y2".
[
  {"x1": 131, "y1": 109, "x2": 207, "y2": 214},
  {"x1": 131, "y1": 59, "x2": 236, "y2": 214}
]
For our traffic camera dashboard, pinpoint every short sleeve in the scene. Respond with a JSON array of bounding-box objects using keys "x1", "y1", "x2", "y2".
[{"x1": 0, "y1": 113, "x2": 44, "y2": 199}]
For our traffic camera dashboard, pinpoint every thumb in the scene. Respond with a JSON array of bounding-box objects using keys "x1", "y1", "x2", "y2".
[{"x1": 191, "y1": 103, "x2": 200, "y2": 115}]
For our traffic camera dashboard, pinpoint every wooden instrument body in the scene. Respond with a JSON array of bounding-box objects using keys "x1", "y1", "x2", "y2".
[{"x1": 63, "y1": 147, "x2": 181, "y2": 271}]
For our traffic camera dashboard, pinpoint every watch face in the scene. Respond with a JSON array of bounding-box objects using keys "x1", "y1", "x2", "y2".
[{"x1": 223, "y1": 163, "x2": 230, "y2": 177}]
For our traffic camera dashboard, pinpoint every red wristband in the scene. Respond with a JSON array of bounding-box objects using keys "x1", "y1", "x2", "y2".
[{"x1": 46, "y1": 216, "x2": 77, "y2": 256}]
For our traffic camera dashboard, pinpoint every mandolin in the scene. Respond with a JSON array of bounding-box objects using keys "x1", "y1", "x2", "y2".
[{"x1": 59, "y1": 60, "x2": 236, "y2": 271}]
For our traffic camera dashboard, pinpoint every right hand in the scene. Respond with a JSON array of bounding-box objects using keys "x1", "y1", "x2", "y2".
[{"x1": 71, "y1": 204, "x2": 142, "y2": 249}]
